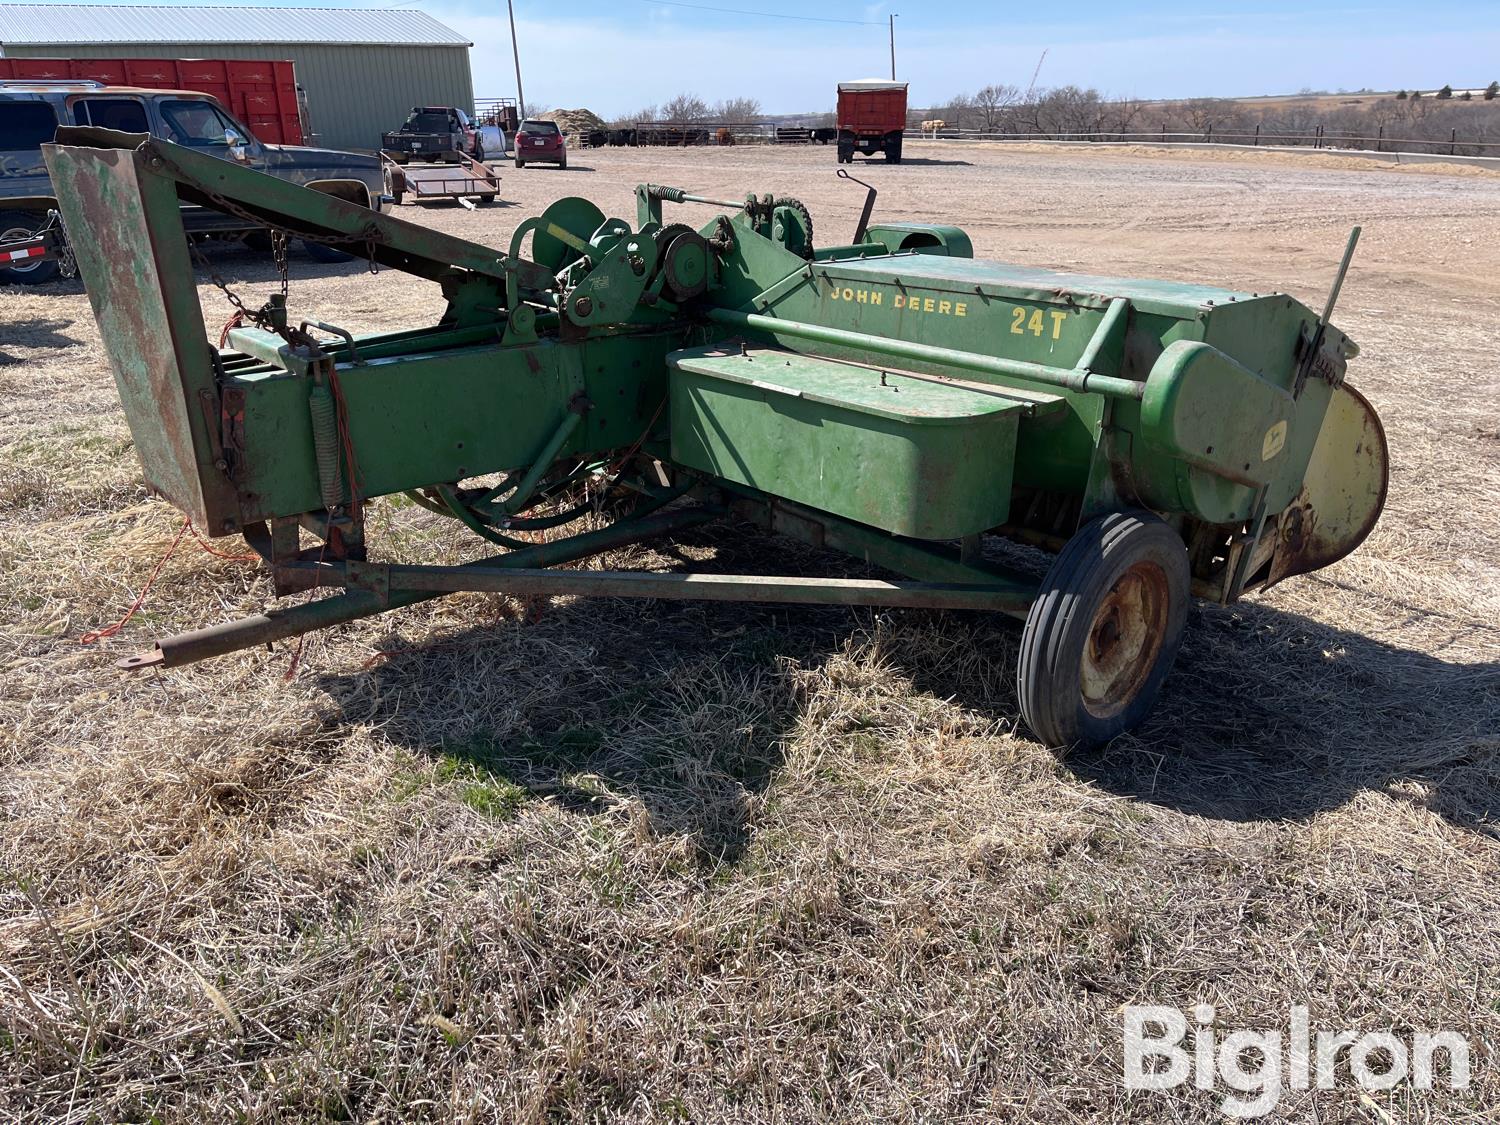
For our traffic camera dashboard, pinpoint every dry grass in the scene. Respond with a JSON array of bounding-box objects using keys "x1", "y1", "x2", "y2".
[{"x1": 2, "y1": 143, "x2": 1498, "y2": 1122}]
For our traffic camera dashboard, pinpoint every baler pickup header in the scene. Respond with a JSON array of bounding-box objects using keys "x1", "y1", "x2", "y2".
[{"x1": 44, "y1": 130, "x2": 1387, "y2": 747}]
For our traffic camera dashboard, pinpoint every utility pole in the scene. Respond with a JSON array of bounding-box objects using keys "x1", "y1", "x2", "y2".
[
  {"x1": 507, "y1": 0, "x2": 527, "y2": 120},
  {"x1": 889, "y1": 13, "x2": 898, "y2": 80}
]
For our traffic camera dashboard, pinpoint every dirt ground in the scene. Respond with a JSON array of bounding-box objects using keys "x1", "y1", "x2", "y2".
[{"x1": 2, "y1": 141, "x2": 1498, "y2": 1122}]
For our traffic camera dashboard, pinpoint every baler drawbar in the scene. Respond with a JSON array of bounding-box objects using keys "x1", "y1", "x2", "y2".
[{"x1": 43, "y1": 129, "x2": 1388, "y2": 747}]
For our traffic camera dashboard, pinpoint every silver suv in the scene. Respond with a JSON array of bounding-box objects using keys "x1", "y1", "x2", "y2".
[{"x1": 1, "y1": 80, "x2": 389, "y2": 284}]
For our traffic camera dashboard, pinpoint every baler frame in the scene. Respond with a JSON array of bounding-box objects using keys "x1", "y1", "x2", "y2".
[{"x1": 45, "y1": 128, "x2": 1388, "y2": 747}]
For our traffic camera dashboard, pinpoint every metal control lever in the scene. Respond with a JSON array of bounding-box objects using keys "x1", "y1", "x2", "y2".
[{"x1": 837, "y1": 167, "x2": 878, "y2": 244}]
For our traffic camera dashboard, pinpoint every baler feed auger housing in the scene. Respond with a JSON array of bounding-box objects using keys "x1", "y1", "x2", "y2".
[{"x1": 45, "y1": 130, "x2": 1388, "y2": 747}]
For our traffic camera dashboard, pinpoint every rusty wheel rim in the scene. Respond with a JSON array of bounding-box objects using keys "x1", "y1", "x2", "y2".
[{"x1": 1079, "y1": 561, "x2": 1170, "y2": 720}]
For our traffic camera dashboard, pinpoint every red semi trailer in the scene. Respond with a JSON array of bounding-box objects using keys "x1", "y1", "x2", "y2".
[
  {"x1": 836, "y1": 79, "x2": 907, "y2": 164},
  {"x1": 0, "y1": 57, "x2": 307, "y2": 144}
]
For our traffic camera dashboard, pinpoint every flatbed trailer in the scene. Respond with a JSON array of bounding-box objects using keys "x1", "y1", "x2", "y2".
[
  {"x1": 0, "y1": 210, "x2": 69, "y2": 280},
  {"x1": 382, "y1": 153, "x2": 500, "y2": 207}
]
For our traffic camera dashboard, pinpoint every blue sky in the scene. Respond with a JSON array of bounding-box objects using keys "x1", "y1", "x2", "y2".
[
  {"x1": 426, "y1": 0, "x2": 1500, "y2": 114},
  {"x1": 20, "y1": 0, "x2": 1500, "y2": 114}
]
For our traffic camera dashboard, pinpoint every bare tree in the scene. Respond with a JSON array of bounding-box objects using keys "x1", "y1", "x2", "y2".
[
  {"x1": 972, "y1": 83, "x2": 1020, "y2": 132},
  {"x1": 1180, "y1": 97, "x2": 1234, "y2": 132},
  {"x1": 661, "y1": 94, "x2": 710, "y2": 122},
  {"x1": 925, "y1": 92, "x2": 975, "y2": 130},
  {"x1": 1031, "y1": 86, "x2": 1105, "y2": 134},
  {"x1": 612, "y1": 104, "x2": 658, "y2": 127},
  {"x1": 1102, "y1": 97, "x2": 1146, "y2": 135},
  {"x1": 714, "y1": 96, "x2": 762, "y2": 122}
]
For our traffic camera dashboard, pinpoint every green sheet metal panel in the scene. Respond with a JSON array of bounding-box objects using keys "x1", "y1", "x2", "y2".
[
  {"x1": 746, "y1": 255, "x2": 1217, "y2": 498},
  {"x1": 813, "y1": 254, "x2": 1255, "y2": 317},
  {"x1": 669, "y1": 344, "x2": 1024, "y2": 540},
  {"x1": 229, "y1": 330, "x2": 678, "y2": 523}
]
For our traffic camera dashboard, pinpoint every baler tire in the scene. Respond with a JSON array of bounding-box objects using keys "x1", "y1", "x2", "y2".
[{"x1": 1017, "y1": 510, "x2": 1189, "y2": 749}]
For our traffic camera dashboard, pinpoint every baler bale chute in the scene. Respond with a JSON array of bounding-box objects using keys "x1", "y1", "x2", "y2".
[{"x1": 42, "y1": 130, "x2": 1388, "y2": 747}]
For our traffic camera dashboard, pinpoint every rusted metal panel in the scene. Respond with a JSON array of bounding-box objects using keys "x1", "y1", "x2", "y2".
[
  {"x1": 1264, "y1": 383, "x2": 1389, "y2": 588},
  {"x1": 43, "y1": 140, "x2": 241, "y2": 532}
]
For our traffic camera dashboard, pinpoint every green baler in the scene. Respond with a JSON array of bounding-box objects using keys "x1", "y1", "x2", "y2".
[{"x1": 43, "y1": 130, "x2": 1388, "y2": 747}]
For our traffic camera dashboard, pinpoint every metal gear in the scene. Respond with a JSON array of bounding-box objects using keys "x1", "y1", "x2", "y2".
[
  {"x1": 652, "y1": 223, "x2": 710, "y2": 302},
  {"x1": 652, "y1": 223, "x2": 697, "y2": 257}
]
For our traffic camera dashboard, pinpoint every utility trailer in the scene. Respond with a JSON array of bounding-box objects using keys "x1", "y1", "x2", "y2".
[
  {"x1": 43, "y1": 130, "x2": 1389, "y2": 748},
  {"x1": 0, "y1": 209, "x2": 69, "y2": 279},
  {"x1": 382, "y1": 152, "x2": 500, "y2": 207}
]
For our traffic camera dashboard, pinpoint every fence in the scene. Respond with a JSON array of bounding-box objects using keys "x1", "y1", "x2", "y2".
[{"x1": 908, "y1": 126, "x2": 1500, "y2": 158}]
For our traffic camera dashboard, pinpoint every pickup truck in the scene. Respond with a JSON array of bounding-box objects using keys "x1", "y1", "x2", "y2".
[
  {"x1": 1, "y1": 80, "x2": 389, "y2": 284},
  {"x1": 381, "y1": 106, "x2": 484, "y2": 164}
]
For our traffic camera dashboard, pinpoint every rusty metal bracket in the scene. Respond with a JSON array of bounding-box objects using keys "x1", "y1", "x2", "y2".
[{"x1": 345, "y1": 560, "x2": 391, "y2": 606}]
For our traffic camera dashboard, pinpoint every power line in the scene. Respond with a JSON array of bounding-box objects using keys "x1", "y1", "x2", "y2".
[{"x1": 638, "y1": 0, "x2": 884, "y2": 26}]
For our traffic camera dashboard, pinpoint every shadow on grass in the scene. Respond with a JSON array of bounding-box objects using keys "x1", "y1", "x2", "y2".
[
  {"x1": 313, "y1": 524, "x2": 858, "y2": 862},
  {"x1": 316, "y1": 519, "x2": 1499, "y2": 850},
  {"x1": 1058, "y1": 597, "x2": 1500, "y2": 835},
  {"x1": 0, "y1": 317, "x2": 81, "y2": 364},
  {"x1": 192, "y1": 241, "x2": 374, "y2": 285}
]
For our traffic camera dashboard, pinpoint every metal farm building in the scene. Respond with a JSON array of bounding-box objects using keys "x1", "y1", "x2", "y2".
[{"x1": 0, "y1": 4, "x2": 474, "y2": 150}]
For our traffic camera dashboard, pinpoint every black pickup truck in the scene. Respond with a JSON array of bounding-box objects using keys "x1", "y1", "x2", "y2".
[
  {"x1": 1, "y1": 80, "x2": 390, "y2": 284},
  {"x1": 381, "y1": 106, "x2": 483, "y2": 164}
]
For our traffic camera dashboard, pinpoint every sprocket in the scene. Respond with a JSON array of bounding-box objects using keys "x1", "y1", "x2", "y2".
[
  {"x1": 773, "y1": 197, "x2": 815, "y2": 259},
  {"x1": 652, "y1": 223, "x2": 710, "y2": 302}
]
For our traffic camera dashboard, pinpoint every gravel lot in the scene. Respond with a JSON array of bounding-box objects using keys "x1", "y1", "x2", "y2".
[{"x1": 2, "y1": 140, "x2": 1497, "y2": 1123}]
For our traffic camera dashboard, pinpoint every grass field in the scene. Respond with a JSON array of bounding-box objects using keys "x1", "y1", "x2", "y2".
[{"x1": 2, "y1": 141, "x2": 1498, "y2": 1122}]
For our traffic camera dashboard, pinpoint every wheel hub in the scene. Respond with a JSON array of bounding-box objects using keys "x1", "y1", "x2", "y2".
[
  {"x1": 1, "y1": 225, "x2": 42, "y2": 274},
  {"x1": 1080, "y1": 561, "x2": 1170, "y2": 720}
]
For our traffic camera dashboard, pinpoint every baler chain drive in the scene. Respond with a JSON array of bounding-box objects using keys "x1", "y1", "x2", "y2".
[{"x1": 42, "y1": 129, "x2": 1388, "y2": 746}]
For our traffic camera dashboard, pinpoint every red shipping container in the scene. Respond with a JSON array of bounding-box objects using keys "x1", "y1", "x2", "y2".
[{"x1": 0, "y1": 56, "x2": 306, "y2": 145}]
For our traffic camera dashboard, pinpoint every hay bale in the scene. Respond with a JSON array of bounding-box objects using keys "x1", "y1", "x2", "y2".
[{"x1": 535, "y1": 108, "x2": 606, "y2": 138}]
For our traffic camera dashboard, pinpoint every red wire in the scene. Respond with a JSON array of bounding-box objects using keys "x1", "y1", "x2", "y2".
[
  {"x1": 79, "y1": 517, "x2": 261, "y2": 646},
  {"x1": 328, "y1": 369, "x2": 364, "y2": 517},
  {"x1": 608, "y1": 397, "x2": 667, "y2": 477},
  {"x1": 186, "y1": 520, "x2": 260, "y2": 562},
  {"x1": 218, "y1": 310, "x2": 245, "y2": 349},
  {"x1": 79, "y1": 517, "x2": 192, "y2": 645}
]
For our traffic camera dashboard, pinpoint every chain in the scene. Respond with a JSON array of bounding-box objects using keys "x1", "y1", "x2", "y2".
[
  {"x1": 162, "y1": 148, "x2": 385, "y2": 325},
  {"x1": 189, "y1": 236, "x2": 263, "y2": 327},
  {"x1": 188, "y1": 189, "x2": 345, "y2": 335},
  {"x1": 272, "y1": 230, "x2": 289, "y2": 297}
]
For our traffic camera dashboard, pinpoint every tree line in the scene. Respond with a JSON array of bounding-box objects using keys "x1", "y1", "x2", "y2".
[
  {"x1": 908, "y1": 83, "x2": 1500, "y2": 155},
  {"x1": 602, "y1": 84, "x2": 1500, "y2": 156},
  {"x1": 611, "y1": 95, "x2": 762, "y2": 125}
]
